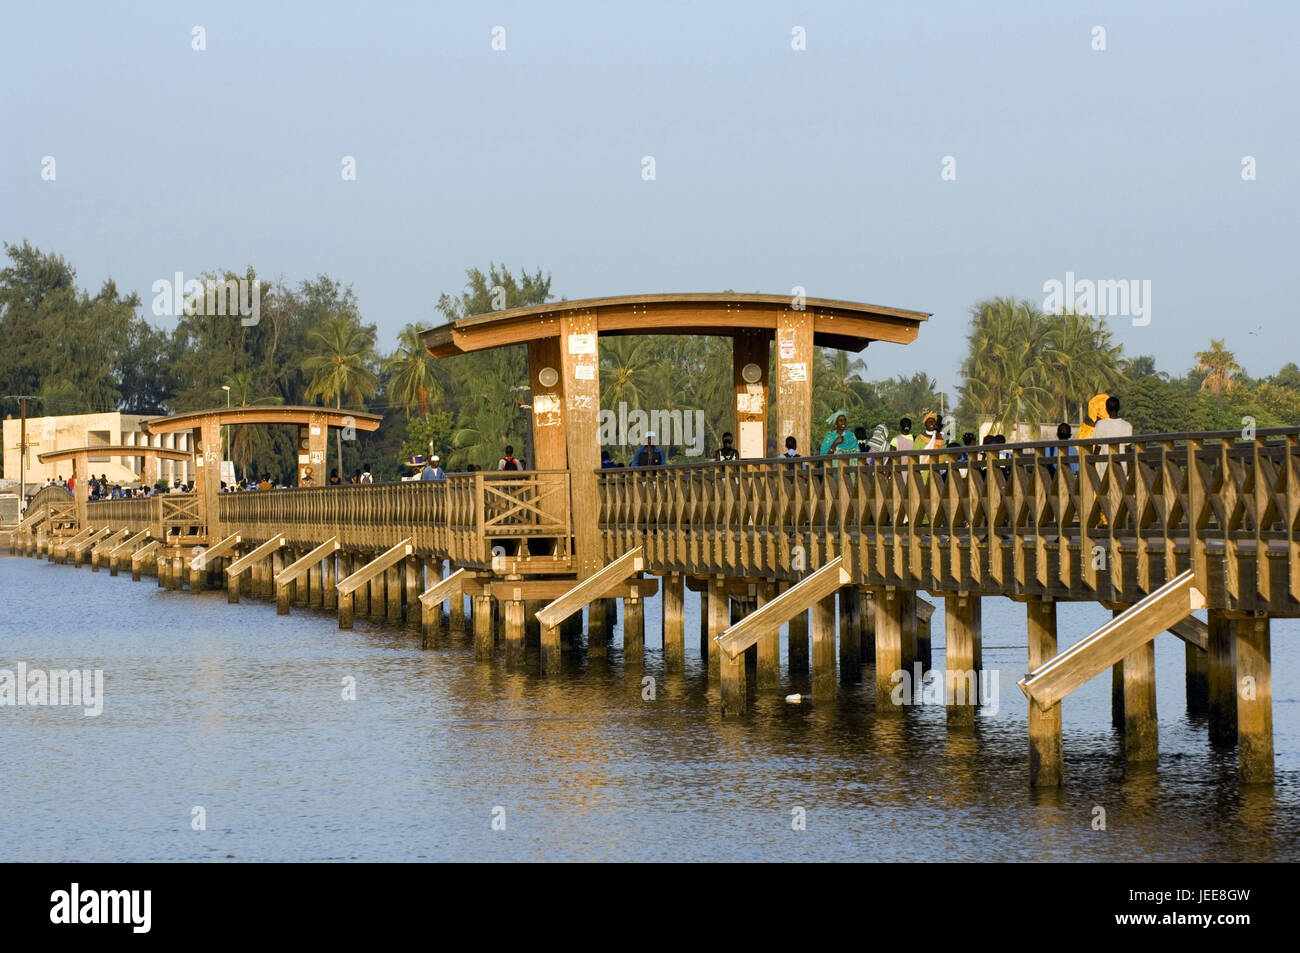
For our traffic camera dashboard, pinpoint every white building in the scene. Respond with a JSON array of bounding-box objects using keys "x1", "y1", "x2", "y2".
[{"x1": 2, "y1": 412, "x2": 195, "y2": 487}]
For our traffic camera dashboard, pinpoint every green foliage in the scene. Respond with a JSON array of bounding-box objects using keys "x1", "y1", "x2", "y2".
[{"x1": 401, "y1": 412, "x2": 455, "y2": 470}]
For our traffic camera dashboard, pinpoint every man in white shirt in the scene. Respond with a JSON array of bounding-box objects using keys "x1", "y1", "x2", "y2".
[{"x1": 1091, "y1": 395, "x2": 1134, "y2": 480}]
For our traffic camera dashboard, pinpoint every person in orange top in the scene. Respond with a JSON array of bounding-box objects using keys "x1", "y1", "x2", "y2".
[{"x1": 1076, "y1": 393, "x2": 1109, "y2": 440}]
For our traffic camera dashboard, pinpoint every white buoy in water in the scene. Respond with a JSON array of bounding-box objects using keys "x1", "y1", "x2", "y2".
[{"x1": 785, "y1": 693, "x2": 808, "y2": 703}]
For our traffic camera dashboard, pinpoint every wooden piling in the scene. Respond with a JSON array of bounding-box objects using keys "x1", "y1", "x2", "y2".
[
  {"x1": 1208, "y1": 610, "x2": 1237, "y2": 747},
  {"x1": 404, "y1": 559, "x2": 420, "y2": 623},
  {"x1": 1026, "y1": 597, "x2": 1063, "y2": 786},
  {"x1": 541, "y1": 621, "x2": 562, "y2": 674},
  {"x1": 473, "y1": 594, "x2": 494, "y2": 660},
  {"x1": 707, "y1": 577, "x2": 728, "y2": 680},
  {"x1": 337, "y1": 589, "x2": 355, "y2": 629},
  {"x1": 663, "y1": 573, "x2": 685, "y2": 673},
  {"x1": 944, "y1": 593, "x2": 980, "y2": 727},
  {"x1": 310, "y1": 559, "x2": 324, "y2": 608},
  {"x1": 588, "y1": 596, "x2": 609, "y2": 658},
  {"x1": 322, "y1": 553, "x2": 337, "y2": 610},
  {"x1": 504, "y1": 598, "x2": 526, "y2": 667},
  {"x1": 623, "y1": 594, "x2": 644, "y2": 666},
  {"x1": 1235, "y1": 615, "x2": 1273, "y2": 784},
  {"x1": 385, "y1": 564, "x2": 402, "y2": 624},
  {"x1": 838, "y1": 587, "x2": 861, "y2": 683},
  {"x1": 811, "y1": 593, "x2": 836, "y2": 697},
  {"x1": 874, "y1": 588, "x2": 903, "y2": 710},
  {"x1": 756, "y1": 583, "x2": 780, "y2": 687},
  {"x1": 1185, "y1": 640, "x2": 1208, "y2": 715},
  {"x1": 859, "y1": 588, "x2": 875, "y2": 662},
  {"x1": 1122, "y1": 640, "x2": 1158, "y2": 762},
  {"x1": 354, "y1": 556, "x2": 370, "y2": 615}
]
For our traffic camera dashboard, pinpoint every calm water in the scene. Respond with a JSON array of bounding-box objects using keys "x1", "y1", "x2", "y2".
[{"x1": 1, "y1": 555, "x2": 1296, "y2": 862}]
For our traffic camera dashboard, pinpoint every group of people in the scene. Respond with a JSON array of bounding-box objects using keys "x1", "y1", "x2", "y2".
[{"x1": 41, "y1": 473, "x2": 190, "y2": 498}]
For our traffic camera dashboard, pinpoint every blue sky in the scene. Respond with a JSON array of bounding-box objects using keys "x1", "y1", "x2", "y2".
[{"x1": 2, "y1": 1, "x2": 1296, "y2": 397}]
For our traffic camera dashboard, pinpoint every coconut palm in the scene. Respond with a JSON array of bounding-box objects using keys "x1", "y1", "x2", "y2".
[
  {"x1": 600, "y1": 336, "x2": 659, "y2": 410},
  {"x1": 303, "y1": 315, "x2": 378, "y2": 476},
  {"x1": 384, "y1": 324, "x2": 444, "y2": 418},
  {"x1": 960, "y1": 297, "x2": 1055, "y2": 435},
  {"x1": 813, "y1": 348, "x2": 872, "y2": 423},
  {"x1": 1195, "y1": 339, "x2": 1241, "y2": 408},
  {"x1": 1043, "y1": 310, "x2": 1123, "y2": 422}
]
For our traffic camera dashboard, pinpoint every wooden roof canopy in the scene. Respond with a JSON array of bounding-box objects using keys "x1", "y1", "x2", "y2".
[
  {"x1": 145, "y1": 406, "x2": 383, "y2": 435},
  {"x1": 420, "y1": 293, "x2": 930, "y2": 358},
  {"x1": 38, "y1": 445, "x2": 193, "y2": 463}
]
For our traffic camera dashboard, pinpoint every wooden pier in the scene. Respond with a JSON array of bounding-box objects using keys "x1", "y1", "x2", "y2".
[{"x1": 9, "y1": 293, "x2": 1297, "y2": 787}]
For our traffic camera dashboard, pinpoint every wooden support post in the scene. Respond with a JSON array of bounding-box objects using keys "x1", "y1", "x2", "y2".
[
  {"x1": 405, "y1": 558, "x2": 420, "y2": 623},
  {"x1": 756, "y1": 583, "x2": 780, "y2": 687},
  {"x1": 370, "y1": 573, "x2": 385, "y2": 620},
  {"x1": 448, "y1": 577, "x2": 465, "y2": 634},
  {"x1": 1235, "y1": 615, "x2": 1273, "y2": 784},
  {"x1": 1208, "y1": 610, "x2": 1237, "y2": 747},
  {"x1": 874, "y1": 589, "x2": 902, "y2": 710},
  {"x1": 707, "y1": 577, "x2": 729, "y2": 680},
  {"x1": 859, "y1": 588, "x2": 875, "y2": 662},
  {"x1": 385, "y1": 564, "x2": 402, "y2": 624},
  {"x1": 811, "y1": 594, "x2": 836, "y2": 697},
  {"x1": 1111, "y1": 607, "x2": 1125, "y2": 728},
  {"x1": 720, "y1": 641, "x2": 747, "y2": 716},
  {"x1": 662, "y1": 573, "x2": 685, "y2": 673},
  {"x1": 1026, "y1": 598, "x2": 1063, "y2": 786},
  {"x1": 698, "y1": 590, "x2": 708, "y2": 660},
  {"x1": 310, "y1": 559, "x2": 324, "y2": 608},
  {"x1": 276, "y1": 576, "x2": 292, "y2": 614},
  {"x1": 623, "y1": 594, "x2": 644, "y2": 666},
  {"x1": 541, "y1": 621, "x2": 562, "y2": 675},
  {"x1": 504, "y1": 597, "x2": 526, "y2": 667},
  {"x1": 1185, "y1": 641, "x2": 1208, "y2": 715},
  {"x1": 916, "y1": 599, "x2": 933, "y2": 669},
  {"x1": 945, "y1": 594, "x2": 980, "y2": 727},
  {"x1": 354, "y1": 557, "x2": 370, "y2": 615},
  {"x1": 588, "y1": 598, "x2": 608, "y2": 658},
  {"x1": 900, "y1": 589, "x2": 917, "y2": 670},
  {"x1": 171, "y1": 554, "x2": 185, "y2": 591},
  {"x1": 524, "y1": 599, "x2": 543, "y2": 647},
  {"x1": 561, "y1": 612, "x2": 583, "y2": 650},
  {"x1": 338, "y1": 589, "x2": 355, "y2": 630},
  {"x1": 788, "y1": 605, "x2": 809, "y2": 675},
  {"x1": 838, "y1": 587, "x2": 861, "y2": 683},
  {"x1": 473, "y1": 594, "x2": 494, "y2": 660},
  {"x1": 270, "y1": 548, "x2": 284, "y2": 600},
  {"x1": 1122, "y1": 640, "x2": 1158, "y2": 762},
  {"x1": 322, "y1": 553, "x2": 337, "y2": 610},
  {"x1": 189, "y1": 558, "x2": 204, "y2": 593}
]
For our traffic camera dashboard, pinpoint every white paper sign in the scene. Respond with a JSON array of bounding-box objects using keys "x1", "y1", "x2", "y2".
[
  {"x1": 786, "y1": 362, "x2": 807, "y2": 382},
  {"x1": 575, "y1": 364, "x2": 595, "y2": 380},
  {"x1": 568, "y1": 333, "x2": 596, "y2": 355}
]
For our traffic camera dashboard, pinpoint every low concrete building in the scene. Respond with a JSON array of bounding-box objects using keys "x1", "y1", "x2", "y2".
[{"x1": 2, "y1": 412, "x2": 194, "y2": 487}]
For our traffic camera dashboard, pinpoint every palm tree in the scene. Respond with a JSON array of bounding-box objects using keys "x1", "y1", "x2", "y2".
[
  {"x1": 1043, "y1": 310, "x2": 1122, "y2": 422},
  {"x1": 303, "y1": 315, "x2": 378, "y2": 475},
  {"x1": 384, "y1": 324, "x2": 444, "y2": 418},
  {"x1": 813, "y1": 348, "x2": 872, "y2": 422},
  {"x1": 600, "y1": 336, "x2": 658, "y2": 410},
  {"x1": 1196, "y1": 339, "x2": 1241, "y2": 408},
  {"x1": 961, "y1": 297, "x2": 1055, "y2": 436},
  {"x1": 222, "y1": 370, "x2": 283, "y2": 481}
]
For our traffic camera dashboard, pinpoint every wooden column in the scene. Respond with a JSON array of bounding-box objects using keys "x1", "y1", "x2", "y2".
[
  {"x1": 945, "y1": 594, "x2": 980, "y2": 727},
  {"x1": 354, "y1": 556, "x2": 370, "y2": 615},
  {"x1": 1026, "y1": 598, "x2": 1063, "y2": 786},
  {"x1": 541, "y1": 621, "x2": 562, "y2": 674},
  {"x1": 504, "y1": 596, "x2": 526, "y2": 667},
  {"x1": 698, "y1": 589, "x2": 708, "y2": 660},
  {"x1": 756, "y1": 583, "x2": 780, "y2": 687},
  {"x1": 1235, "y1": 615, "x2": 1273, "y2": 784},
  {"x1": 811, "y1": 594, "x2": 837, "y2": 697},
  {"x1": 473, "y1": 593, "x2": 494, "y2": 660},
  {"x1": 663, "y1": 573, "x2": 685, "y2": 673},
  {"x1": 322, "y1": 553, "x2": 337, "y2": 610},
  {"x1": 195, "y1": 418, "x2": 222, "y2": 540},
  {"x1": 916, "y1": 601, "x2": 932, "y2": 669},
  {"x1": 838, "y1": 587, "x2": 861, "y2": 683},
  {"x1": 732, "y1": 328, "x2": 769, "y2": 458},
  {"x1": 788, "y1": 605, "x2": 809, "y2": 675},
  {"x1": 588, "y1": 597, "x2": 609, "y2": 658},
  {"x1": 1185, "y1": 641, "x2": 1208, "y2": 715},
  {"x1": 1208, "y1": 610, "x2": 1237, "y2": 747},
  {"x1": 448, "y1": 567, "x2": 465, "y2": 634},
  {"x1": 874, "y1": 588, "x2": 902, "y2": 710},
  {"x1": 774, "y1": 307, "x2": 813, "y2": 459},
  {"x1": 337, "y1": 589, "x2": 355, "y2": 629},
  {"x1": 623, "y1": 593, "x2": 644, "y2": 667},
  {"x1": 385, "y1": 564, "x2": 402, "y2": 624},
  {"x1": 900, "y1": 590, "x2": 918, "y2": 670},
  {"x1": 294, "y1": 553, "x2": 309, "y2": 606},
  {"x1": 1122, "y1": 640, "x2": 1158, "y2": 762},
  {"x1": 558, "y1": 312, "x2": 602, "y2": 579},
  {"x1": 860, "y1": 589, "x2": 875, "y2": 662},
  {"x1": 707, "y1": 577, "x2": 729, "y2": 680},
  {"x1": 404, "y1": 558, "x2": 420, "y2": 623},
  {"x1": 310, "y1": 558, "x2": 324, "y2": 608},
  {"x1": 170, "y1": 554, "x2": 184, "y2": 591}
]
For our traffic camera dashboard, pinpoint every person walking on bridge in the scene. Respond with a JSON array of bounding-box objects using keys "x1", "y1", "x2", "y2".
[{"x1": 633, "y1": 432, "x2": 665, "y2": 467}]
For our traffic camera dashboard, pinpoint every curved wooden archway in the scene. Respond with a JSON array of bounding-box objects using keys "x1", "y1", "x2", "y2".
[
  {"x1": 145, "y1": 405, "x2": 383, "y2": 539},
  {"x1": 39, "y1": 444, "x2": 194, "y2": 525},
  {"x1": 420, "y1": 292, "x2": 929, "y2": 577}
]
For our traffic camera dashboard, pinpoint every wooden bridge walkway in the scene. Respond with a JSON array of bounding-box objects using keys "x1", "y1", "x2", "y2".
[{"x1": 12, "y1": 427, "x2": 1297, "y2": 787}]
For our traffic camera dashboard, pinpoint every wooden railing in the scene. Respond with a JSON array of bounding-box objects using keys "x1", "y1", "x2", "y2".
[
  {"x1": 598, "y1": 428, "x2": 1300, "y2": 613},
  {"x1": 216, "y1": 471, "x2": 572, "y2": 567},
  {"x1": 88, "y1": 497, "x2": 159, "y2": 536}
]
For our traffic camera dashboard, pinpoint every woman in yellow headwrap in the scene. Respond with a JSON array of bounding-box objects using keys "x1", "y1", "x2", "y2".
[{"x1": 1077, "y1": 393, "x2": 1109, "y2": 440}]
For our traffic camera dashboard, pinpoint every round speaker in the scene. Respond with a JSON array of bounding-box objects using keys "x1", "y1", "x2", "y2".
[
  {"x1": 741, "y1": 362, "x2": 762, "y2": 384},
  {"x1": 538, "y1": 367, "x2": 559, "y2": 388}
]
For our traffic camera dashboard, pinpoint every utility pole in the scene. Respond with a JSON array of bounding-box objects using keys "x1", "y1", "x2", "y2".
[{"x1": 2, "y1": 395, "x2": 41, "y2": 516}]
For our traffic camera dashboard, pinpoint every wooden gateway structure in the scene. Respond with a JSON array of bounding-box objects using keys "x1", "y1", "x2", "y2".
[{"x1": 10, "y1": 293, "x2": 1296, "y2": 788}]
